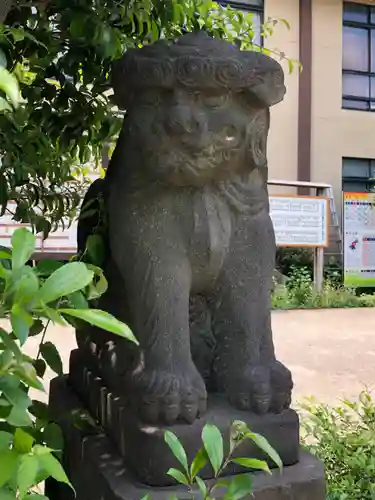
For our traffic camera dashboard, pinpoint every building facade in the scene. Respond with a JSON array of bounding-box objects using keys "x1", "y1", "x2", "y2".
[{"x1": 227, "y1": 0, "x2": 375, "y2": 218}]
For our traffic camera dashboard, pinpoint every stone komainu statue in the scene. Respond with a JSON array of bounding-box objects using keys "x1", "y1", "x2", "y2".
[{"x1": 77, "y1": 32, "x2": 293, "y2": 426}]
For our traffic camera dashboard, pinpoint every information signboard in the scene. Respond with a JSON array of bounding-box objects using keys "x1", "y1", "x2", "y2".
[
  {"x1": 343, "y1": 192, "x2": 375, "y2": 287},
  {"x1": 269, "y1": 195, "x2": 329, "y2": 248}
]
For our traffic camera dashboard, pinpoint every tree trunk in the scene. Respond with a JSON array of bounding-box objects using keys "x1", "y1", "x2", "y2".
[{"x1": 0, "y1": 0, "x2": 14, "y2": 23}]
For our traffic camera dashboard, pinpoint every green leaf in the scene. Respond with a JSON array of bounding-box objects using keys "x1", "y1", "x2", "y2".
[
  {"x1": 29, "y1": 320, "x2": 45, "y2": 337},
  {"x1": 68, "y1": 291, "x2": 88, "y2": 309},
  {"x1": 232, "y1": 457, "x2": 270, "y2": 473},
  {"x1": 0, "y1": 350, "x2": 14, "y2": 373},
  {"x1": 17, "y1": 454, "x2": 39, "y2": 499},
  {"x1": 13, "y1": 267, "x2": 39, "y2": 305},
  {"x1": 37, "y1": 262, "x2": 94, "y2": 304},
  {"x1": 190, "y1": 446, "x2": 208, "y2": 479},
  {"x1": 27, "y1": 495, "x2": 49, "y2": 500},
  {"x1": 7, "y1": 405, "x2": 32, "y2": 427},
  {"x1": 11, "y1": 229, "x2": 35, "y2": 270},
  {"x1": 195, "y1": 476, "x2": 208, "y2": 498},
  {"x1": 40, "y1": 341, "x2": 63, "y2": 376},
  {"x1": 164, "y1": 431, "x2": 188, "y2": 473},
  {"x1": 0, "y1": 329, "x2": 21, "y2": 361},
  {"x1": 0, "y1": 67, "x2": 19, "y2": 108},
  {"x1": 43, "y1": 423, "x2": 64, "y2": 451},
  {"x1": 0, "y1": 431, "x2": 12, "y2": 451},
  {"x1": 0, "y1": 97, "x2": 11, "y2": 112},
  {"x1": 14, "y1": 428, "x2": 34, "y2": 454},
  {"x1": 11, "y1": 305, "x2": 33, "y2": 345},
  {"x1": 33, "y1": 359, "x2": 46, "y2": 378},
  {"x1": 36, "y1": 260, "x2": 64, "y2": 277},
  {"x1": 0, "y1": 450, "x2": 18, "y2": 487},
  {"x1": 86, "y1": 235, "x2": 105, "y2": 266},
  {"x1": 223, "y1": 474, "x2": 253, "y2": 500},
  {"x1": 29, "y1": 401, "x2": 50, "y2": 421},
  {"x1": 245, "y1": 432, "x2": 282, "y2": 469},
  {"x1": 0, "y1": 49, "x2": 7, "y2": 68},
  {"x1": 13, "y1": 362, "x2": 44, "y2": 391},
  {"x1": 37, "y1": 452, "x2": 74, "y2": 490},
  {"x1": 202, "y1": 424, "x2": 224, "y2": 476},
  {"x1": 0, "y1": 487, "x2": 17, "y2": 500},
  {"x1": 59, "y1": 309, "x2": 138, "y2": 344},
  {"x1": 166, "y1": 468, "x2": 190, "y2": 486},
  {"x1": 42, "y1": 307, "x2": 67, "y2": 326}
]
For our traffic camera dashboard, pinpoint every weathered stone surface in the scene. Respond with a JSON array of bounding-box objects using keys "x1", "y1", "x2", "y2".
[
  {"x1": 68, "y1": 350, "x2": 299, "y2": 486},
  {"x1": 47, "y1": 376, "x2": 325, "y2": 500},
  {"x1": 75, "y1": 32, "x2": 293, "y2": 430}
]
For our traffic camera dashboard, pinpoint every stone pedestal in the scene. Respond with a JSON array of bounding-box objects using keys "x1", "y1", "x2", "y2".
[
  {"x1": 68, "y1": 349, "x2": 299, "y2": 486},
  {"x1": 47, "y1": 375, "x2": 326, "y2": 500}
]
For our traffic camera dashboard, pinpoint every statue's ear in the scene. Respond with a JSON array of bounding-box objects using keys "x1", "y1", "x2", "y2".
[
  {"x1": 242, "y1": 51, "x2": 286, "y2": 107},
  {"x1": 111, "y1": 54, "x2": 132, "y2": 110}
]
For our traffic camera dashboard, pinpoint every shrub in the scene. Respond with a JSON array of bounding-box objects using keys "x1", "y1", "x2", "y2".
[
  {"x1": 159, "y1": 420, "x2": 282, "y2": 500},
  {"x1": 275, "y1": 248, "x2": 313, "y2": 277},
  {"x1": 301, "y1": 391, "x2": 375, "y2": 500},
  {"x1": 272, "y1": 266, "x2": 375, "y2": 310},
  {"x1": 0, "y1": 228, "x2": 137, "y2": 499}
]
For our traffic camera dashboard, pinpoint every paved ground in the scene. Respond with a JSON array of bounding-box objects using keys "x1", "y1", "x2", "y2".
[{"x1": 24, "y1": 308, "x2": 375, "y2": 407}]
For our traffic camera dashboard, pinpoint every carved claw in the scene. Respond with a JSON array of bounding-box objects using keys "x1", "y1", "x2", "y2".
[
  {"x1": 226, "y1": 361, "x2": 292, "y2": 415},
  {"x1": 130, "y1": 364, "x2": 207, "y2": 425}
]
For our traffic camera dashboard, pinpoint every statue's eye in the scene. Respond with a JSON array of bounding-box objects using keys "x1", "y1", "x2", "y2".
[{"x1": 201, "y1": 93, "x2": 229, "y2": 108}]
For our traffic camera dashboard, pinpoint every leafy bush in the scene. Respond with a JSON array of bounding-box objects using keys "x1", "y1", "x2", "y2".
[
  {"x1": 156, "y1": 420, "x2": 282, "y2": 500},
  {"x1": 275, "y1": 248, "x2": 313, "y2": 277},
  {"x1": 0, "y1": 228, "x2": 137, "y2": 499},
  {"x1": 272, "y1": 266, "x2": 375, "y2": 310},
  {"x1": 301, "y1": 391, "x2": 375, "y2": 500}
]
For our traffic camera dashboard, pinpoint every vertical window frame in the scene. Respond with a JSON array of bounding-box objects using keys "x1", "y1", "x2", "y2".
[{"x1": 343, "y1": 2, "x2": 375, "y2": 111}]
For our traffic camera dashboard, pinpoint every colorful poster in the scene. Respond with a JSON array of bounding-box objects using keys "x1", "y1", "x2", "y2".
[
  {"x1": 269, "y1": 195, "x2": 329, "y2": 248},
  {"x1": 343, "y1": 192, "x2": 375, "y2": 287}
]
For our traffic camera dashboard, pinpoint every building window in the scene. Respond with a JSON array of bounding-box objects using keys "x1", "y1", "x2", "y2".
[
  {"x1": 220, "y1": 0, "x2": 263, "y2": 45},
  {"x1": 342, "y1": 2, "x2": 375, "y2": 111},
  {"x1": 342, "y1": 158, "x2": 375, "y2": 192}
]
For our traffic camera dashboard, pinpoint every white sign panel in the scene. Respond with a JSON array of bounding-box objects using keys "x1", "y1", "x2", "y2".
[{"x1": 269, "y1": 195, "x2": 329, "y2": 247}]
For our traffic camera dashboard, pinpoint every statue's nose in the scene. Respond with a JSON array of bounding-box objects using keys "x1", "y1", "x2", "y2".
[{"x1": 164, "y1": 104, "x2": 204, "y2": 140}]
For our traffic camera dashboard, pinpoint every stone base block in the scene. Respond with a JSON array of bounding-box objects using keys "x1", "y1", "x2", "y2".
[
  {"x1": 68, "y1": 349, "x2": 300, "y2": 486},
  {"x1": 47, "y1": 376, "x2": 325, "y2": 500}
]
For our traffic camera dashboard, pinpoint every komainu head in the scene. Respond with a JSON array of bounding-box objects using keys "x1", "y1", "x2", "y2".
[{"x1": 112, "y1": 33, "x2": 286, "y2": 186}]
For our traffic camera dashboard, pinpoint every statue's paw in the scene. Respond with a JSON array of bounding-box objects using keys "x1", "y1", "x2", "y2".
[
  {"x1": 227, "y1": 361, "x2": 293, "y2": 415},
  {"x1": 132, "y1": 364, "x2": 207, "y2": 425},
  {"x1": 269, "y1": 360, "x2": 293, "y2": 413}
]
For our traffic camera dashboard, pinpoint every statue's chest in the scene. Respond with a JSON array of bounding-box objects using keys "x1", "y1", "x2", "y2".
[{"x1": 190, "y1": 188, "x2": 232, "y2": 289}]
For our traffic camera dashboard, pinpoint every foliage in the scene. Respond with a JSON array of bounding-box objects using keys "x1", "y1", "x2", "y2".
[
  {"x1": 0, "y1": 227, "x2": 137, "y2": 499},
  {"x1": 272, "y1": 265, "x2": 375, "y2": 310},
  {"x1": 301, "y1": 391, "x2": 375, "y2": 500},
  {"x1": 160, "y1": 420, "x2": 282, "y2": 499},
  {"x1": 275, "y1": 247, "x2": 313, "y2": 277},
  {"x1": 0, "y1": 1, "x2": 297, "y2": 230}
]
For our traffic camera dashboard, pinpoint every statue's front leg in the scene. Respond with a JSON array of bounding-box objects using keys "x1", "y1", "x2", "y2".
[
  {"x1": 111, "y1": 229, "x2": 207, "y2": 425},
  {"x1": 211, "y1": 210, "x2": 293, "y2": 414}
]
